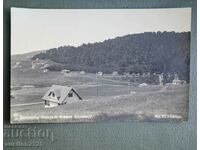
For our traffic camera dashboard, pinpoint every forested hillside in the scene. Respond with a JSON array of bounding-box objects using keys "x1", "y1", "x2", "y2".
[{"x1": 32, "y1": 32, "x2": 190, "y2": 80}]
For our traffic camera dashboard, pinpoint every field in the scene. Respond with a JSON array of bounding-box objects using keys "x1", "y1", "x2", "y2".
[{"x1": 10, "y1": 58, "x2": 189, "y2": 123}]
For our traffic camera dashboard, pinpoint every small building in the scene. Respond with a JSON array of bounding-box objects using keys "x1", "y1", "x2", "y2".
[
  {"x1": 158, "y1": 73, "x2": 164, "y2": 85},
  {"x1": 97, "y1": 71, "x2": 103, "y2": 76},
  {"x1": 172, "y1": 74, "x2": 181, "y2": 85},
  {"x1": 42, "y1": 85, "x2": 82, "y2": 108},
  {"x1": 182, "y1": 80, "x2": 187, "y2": 84},
  {"x1": 172, "y1": 79, "x2": 182, "y2": 85},
  {"x1": 123, "y1": 72, "x2": 132, "y2": 78},
  {"x1": 80, "y1": 71, "x2": 86, "y2": 75},
  {"x1": 13, "y1": 62, "x2": 22, "y2": 68},
  {"x1": 139, "y1": 83, "x2": 148, "y2": 87},
  {"x1": 43, "y1": 69, "x2": 48, "y2": 73},
  {"x1": 31, "y1": 64, "x2": 36, "y2": 70},
  {"x1": 41, "y1": 64, "x2": 50, "y2": 69},
  {"x1": 112, "y1": 71, "x2": 118, "y2": 76},
  {"x1": 15, "y1": 62, "x2": 21, "y2": 66},
  {"x1": 61, "y1": 69, "x2": 71, "y2": 74}
]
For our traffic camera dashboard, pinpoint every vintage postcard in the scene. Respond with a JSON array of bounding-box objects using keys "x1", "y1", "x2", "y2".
[{"x1": 10, "y1": 8, "x2": 191, "y2": 123}]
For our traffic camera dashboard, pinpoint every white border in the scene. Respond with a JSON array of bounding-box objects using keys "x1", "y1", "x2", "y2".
[{"x1": 1, "y1": 3, "x2": 198, "y2": 150}]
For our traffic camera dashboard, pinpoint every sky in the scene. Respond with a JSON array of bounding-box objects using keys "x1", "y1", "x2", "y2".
[{"x1": 11, "y1": 8, "x2": 191, "y2": 55}]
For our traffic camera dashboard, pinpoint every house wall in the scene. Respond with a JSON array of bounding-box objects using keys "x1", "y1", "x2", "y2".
[
  {"x1": 45, "y1": 100, "x2": 58, "y2": 108},
  {"x1": 62, "y1": 91, "x2": 80, "y2": 104},
  {"x1": 50, "y1": 101, "x2": 58, "y2": 107}
]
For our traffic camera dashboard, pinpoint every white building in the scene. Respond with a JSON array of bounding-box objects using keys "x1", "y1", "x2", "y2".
[
  {"x1": 61, "y1": 69, "x2": 71, "y2": 74},
  {"x1": 97, "y1": 72, "x2": 103, "y2": 76},
  {"x1": 112, "y1": 71, "x2": 118, "y2": 76},
  {"x1": 172, "y1": 74, "x2": 181, "y2": 85},
  {"x1": 80, "y1": 71, "x2": 86, "y2": 75},
  {"x1": 43, "y1": 69, "x2": 48, "y2": 73}
]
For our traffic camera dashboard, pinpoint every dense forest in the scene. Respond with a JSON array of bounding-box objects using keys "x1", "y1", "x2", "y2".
[{"x1": 32, "y1": 32, "x2": 190, "y2": 81}]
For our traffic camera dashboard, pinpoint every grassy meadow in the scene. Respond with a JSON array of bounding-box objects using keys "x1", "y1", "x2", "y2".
[{"x1": 10, "y1": 58, "x2": 189, "y2": 123}]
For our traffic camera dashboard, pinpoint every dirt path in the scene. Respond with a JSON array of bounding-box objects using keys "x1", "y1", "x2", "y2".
[{"x1": 11, "y1": 102, "x2": 43, "y2": 107}]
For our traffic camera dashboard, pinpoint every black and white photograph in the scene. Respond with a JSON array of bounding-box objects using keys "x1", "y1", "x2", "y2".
[{"x1": 11, "y1": 8, "x2": 191, "y2": 123}]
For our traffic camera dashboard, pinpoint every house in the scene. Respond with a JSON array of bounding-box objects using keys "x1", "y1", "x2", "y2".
[
  {"x1": 42, "y1": 85, "x2": 82, "y2": 108},
  {"x1": 172, "y1": 74, "x2": 181, "y2": 85},
  {"x1": 172, "y1": 79, "x2": 182, "y2": 85},
  {"x1": 139, "y1": 83, "x2": 148, "y2": 87},
  {"x1": 97, "y1": 71, "x2": 103, "y2": 76},
  {"x1": 158, "y1": 73, "x2": 164, "y2": 85},
  {"x1": 61, "y1": 69, "x2": 71, "y2": 74},
  {"x1": 80, "y1": 71, "x2": 86, "y2": 75},
  {"x1": 41, "y1": 64, "x2": 50, "y2": 69},
  {"x1": 13, "y1": 62, "x2": 22, "y2": 68},
  {"x1": 123, "y1": 72, "x2": 132, "y2": 78},
  {"x1": 112, "y1": 71, "x2": 118, "y2": 76},
  {"x1": 43, "y1": 69, "x2": 48, "y2": 73},
  {"x1": 31, "y1": 64, "x2": 36, "y2": 70}
]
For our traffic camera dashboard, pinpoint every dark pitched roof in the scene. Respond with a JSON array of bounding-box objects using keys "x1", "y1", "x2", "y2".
[{"x1": 42, "y1": 85, "x2": 82, "y2": 103}]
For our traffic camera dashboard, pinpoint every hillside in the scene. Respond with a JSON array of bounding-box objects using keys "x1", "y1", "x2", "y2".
[
  {"x1": 32, "y1": 32, "x2": 190, "y2": 81},
  {"x1": 11, "y1": 84, "x2": 188, "y2": 123},
  {"x1": 12, "y1": 50, "x2": 45, "y2": 61}
]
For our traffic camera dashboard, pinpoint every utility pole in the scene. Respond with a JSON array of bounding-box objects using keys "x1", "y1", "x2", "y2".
[
  {"x1": 96, "y1": 73, "x2": 98, "y2": 96},
  {"x1": 128, "y1": 80, "x2": 131, "y2": 94}
]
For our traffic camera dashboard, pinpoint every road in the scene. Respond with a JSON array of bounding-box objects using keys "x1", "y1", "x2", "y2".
[{"x1": 11, "y1": 102, "x2": 43, "y2": 107}]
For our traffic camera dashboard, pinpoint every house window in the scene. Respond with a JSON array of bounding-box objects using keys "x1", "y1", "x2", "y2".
[
  {"x1": 68, "y1": 92, "x2": 73, "y2": 97},
  {"x1": 48, "y1": 92, "x2": 55, "y2": 97}
]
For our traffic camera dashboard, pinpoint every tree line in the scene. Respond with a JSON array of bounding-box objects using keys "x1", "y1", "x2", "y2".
[{"x1": 32, "y1": 31, "x2": 190, "y2": 81}]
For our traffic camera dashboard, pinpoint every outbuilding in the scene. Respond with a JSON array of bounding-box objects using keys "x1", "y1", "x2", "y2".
[
  {"x1": 80, "y1": 71, "x2": 86, "y2": 75},
  {"x1": 172, "y1": 79, "x2": 182, "y2": 85},
  {"x1": 112, "y1": 71, "x2": 118, "y2": 76},
  {"x1": 61, "y1": 69, "x2": 71, "y2": 74},
  {"x1": 172, "y1": 74, "x2": 181, "y2": 85},
  {"x1": 43, "y1": 69, "x2": 48, "y2": 73},
  {"x1": 97, "y1": 71, "x2": 103, "y2": 76}
]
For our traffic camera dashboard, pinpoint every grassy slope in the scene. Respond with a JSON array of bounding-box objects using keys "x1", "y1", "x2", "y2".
[
  {"x1": 10, "y1": 58, "x2": 189, "y2": 123},
  {"x1": 11, "y1": 84, "x2": 189, "y2": 123},
  {"x1": 11, "y1": 50, "x2": 45, "y2": 61}
]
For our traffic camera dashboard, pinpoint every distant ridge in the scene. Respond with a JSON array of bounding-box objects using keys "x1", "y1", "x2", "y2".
[{"x1": 11, "y1": 50, "x2": 46, "y2": 61}]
